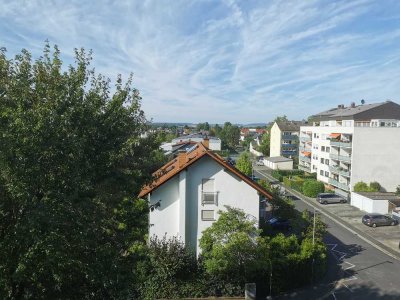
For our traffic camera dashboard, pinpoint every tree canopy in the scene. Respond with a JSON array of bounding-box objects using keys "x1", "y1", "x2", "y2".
[
  {"x1": 0, "y1": 45, "x2": 163, "y2": 299},
  {"x1": 236, "y1": 152, "x2": 252, "y2": 176}
]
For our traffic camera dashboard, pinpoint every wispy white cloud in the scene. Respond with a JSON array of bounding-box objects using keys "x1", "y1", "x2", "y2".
[{"x1": 1, "y1": 0, "x2": 400, "y2": 123}]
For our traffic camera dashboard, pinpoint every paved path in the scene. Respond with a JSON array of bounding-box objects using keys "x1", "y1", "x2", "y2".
[{"x1": 254, "y1": 167, "x2": 400, "y2": 300}]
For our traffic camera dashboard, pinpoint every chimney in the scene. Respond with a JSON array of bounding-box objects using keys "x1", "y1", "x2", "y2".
[
  {"x1": 350, "y1": 102, "x2": 356, "y2": 108},
  {"x1": 177, "y1": 150, "x2": 187, "y2": 168},
  {"x1": 203, "y1": 137, "x2": 209, "y2": 149},
  {"x1": 338, "y1": 104, "x2": 345, "y2": 109}
]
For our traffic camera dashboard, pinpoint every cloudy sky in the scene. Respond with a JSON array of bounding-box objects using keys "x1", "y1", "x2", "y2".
[{"x1": 1, "y1": 0, "x2": 400, "y2": 123}]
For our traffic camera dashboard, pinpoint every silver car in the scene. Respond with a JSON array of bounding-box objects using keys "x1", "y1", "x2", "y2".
[{"x1": 317, "y1": 193, "x2": 347, "y2": 204}]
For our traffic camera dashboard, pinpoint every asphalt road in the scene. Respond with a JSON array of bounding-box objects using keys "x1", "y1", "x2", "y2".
[{"x1": 254, "y1": 167, "x2": 400, "y2": 300}]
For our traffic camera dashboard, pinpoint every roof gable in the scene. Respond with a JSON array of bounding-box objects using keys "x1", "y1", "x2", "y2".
[{"x1": 139, "y1": 143, "x2": 272, "y2": 199}]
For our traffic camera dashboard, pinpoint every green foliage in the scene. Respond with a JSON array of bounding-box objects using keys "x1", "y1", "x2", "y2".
[
  {"x1": 302, "y1": 180, "x2": 325, "y2": 197},
  {"x1": 283, "y1": 176, "x2": 305, "y2": 192},
  {"x1": 136, "y1": 236, "x2": 204, "y2": 300},
  {"x1": 271, "y1": 169, "x2": 305, "y2": 182},
  {"x1": 199, "y1": 207, "x2": 262, "y2": 284},
  {"x1": 369, "y1": 181, "x2": 381, "y2": 192},
  {"x1": 354, "y1": 181, "x2": 381, "y2": 192},
  {"x1": 274, "y1": 115, "x2": 289, "y2": 123},
  {"x1": 396, "y1": 185, "x2": 400, "y2": 196},
  {"x1": 0, "y1": 45, "x2": 163, "y2": 299},
  {"x1": 218, "y1": 122, "x2": 240, "y2": 150},
  {"x1": 236, "y1": 152, "x2": 252, "y2": 176},
  {"x1": 258, "y1": 132, "x2": 270, "y2": 156},
  {"x1": 196, "y1": 122, "x2": 210, "y2": 131}
]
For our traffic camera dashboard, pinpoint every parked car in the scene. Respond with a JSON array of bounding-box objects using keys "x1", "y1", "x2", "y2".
[
  {"x1": 268, "y1": 217, "x2": 291, "y2": 230},
  {"x1": 226, "y1": 157, "x2": 235, "y2": 166},
  {"x1": 249, "y1": 175, "x2": 260, "y2": 182},
  {"x1": 362, "y1": 213, "x2": 398, "y2": 228},
  {"x1": 317, "y1": 193, "x2": 347, "y2": 204},
  {"x1": 256, "y1": 160, "x2": 264, "y2": 166}
]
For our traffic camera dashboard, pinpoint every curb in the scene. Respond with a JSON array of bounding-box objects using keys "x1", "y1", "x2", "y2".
[{"x1": 254, "y1": 168, "x2": 400, "y2": 262}]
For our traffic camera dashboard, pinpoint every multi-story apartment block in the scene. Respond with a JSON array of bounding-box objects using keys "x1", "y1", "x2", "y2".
[
  {"x1": 270, "y1": 121, "x2": 306, "y2": 158},
  {"x1": 299, "y1": 101, "x2": 400, "y2": 197}
]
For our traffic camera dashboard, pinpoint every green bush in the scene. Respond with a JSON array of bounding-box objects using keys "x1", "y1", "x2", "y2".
[
  {"x1": 369, "y1": 181, "x2": 381, "y2": 192},
  {"x1": 354, "y1": 181, "x2": 369, "y2": 192},
  {"x1": 302, "y1": 180, "x2": 325, "y2": 197},
  {"x1": 283, "y1": 176, "x2": 304, "y2": 192},
  {"x1": 272, "y1": 170, "x2": 305, "y2": 182}
]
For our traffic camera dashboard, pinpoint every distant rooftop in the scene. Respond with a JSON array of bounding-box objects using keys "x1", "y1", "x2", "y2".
[
  {"x1": 355, "y1": 192, "x2": 400, "y2": 201},
  {"x1": 173, "y1": 133, "x2": 221, "y2": 141},
  {"x1": 265, "y1": 156, "x2": 293, "y2": 163},
  {"x1": 276, "y1": 121, "x2": 306, "y2": 131},
  {"x1": 312, "y1": 100, "x2": 400, "y2": 121}
]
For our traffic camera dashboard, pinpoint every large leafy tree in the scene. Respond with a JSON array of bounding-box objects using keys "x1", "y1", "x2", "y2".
[
  {"x1": 0, "y1": 45, "x2": 162, "y2": 299},
  {"x1": 219, "y1": 122, "x2": 240, "y2": 150}
]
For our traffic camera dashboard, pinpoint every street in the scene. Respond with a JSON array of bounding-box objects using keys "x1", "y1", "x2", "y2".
[{"x1": 254, "y1": 167, "x2": 400, "y2": 300}]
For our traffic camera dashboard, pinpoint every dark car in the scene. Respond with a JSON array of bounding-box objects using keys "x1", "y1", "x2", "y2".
[
  {"x1": 268, "y1": 217, "x2": 291, "y2": 230},
  {"x1": 226, "y1": 157, "x2": 236, "y2": 166},
  {"x1": 362, "y1": 213, "x2": 398, "y2": 228},
  {"x1": 317, "y1": 193, "x2": 347, "y2": 204}
]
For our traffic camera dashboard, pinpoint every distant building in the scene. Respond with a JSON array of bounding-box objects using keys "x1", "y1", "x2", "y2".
[
  {"x1": 299, "y1": 100, "x2": 400, "y2": 197},
  {"x1": 263, "y1": 156, "x2": 293, "y2": 170},
  {"x1": 139, "y1": 142, "x2": 272, "y2": 255},
  {"x1": 270, "y1": 121, "x2": 305, "y2": 158},
  {"x1": 172, "y1": 133, "x2": 221, "y2": 151}
]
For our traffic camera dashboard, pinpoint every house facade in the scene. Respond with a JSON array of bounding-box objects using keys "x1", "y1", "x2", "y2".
[
  {"x1": 299, "y1": 101, "x2": 400, "y2": 197},
  {"x1": 139, "y1": 142, "x2": 272, "y2": 254},
  {"x1": 270, "y1": 121, "x2": 305, "y2": 158}
]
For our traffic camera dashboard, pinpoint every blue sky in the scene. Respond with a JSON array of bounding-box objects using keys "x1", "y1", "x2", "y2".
[{"x1": 1, "y1": 0, "x2": 400, "y2": 123}]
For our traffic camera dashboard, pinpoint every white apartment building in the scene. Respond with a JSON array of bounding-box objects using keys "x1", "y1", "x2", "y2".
[
  {"x1": 299, "y1": 101, "x2": 400, "y2": 197},
  {"x1": 270, "y1": 121, "x2": 306, "y2": 158}
]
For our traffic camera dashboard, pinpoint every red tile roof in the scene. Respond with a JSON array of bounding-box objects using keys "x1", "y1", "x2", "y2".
[{"x1": 139, "y1": 143, "x2": 273, "y2": 200}]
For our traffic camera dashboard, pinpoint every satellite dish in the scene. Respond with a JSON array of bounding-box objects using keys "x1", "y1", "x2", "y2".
[{"x1": 361, "y1": 99, "x2": 365, "y2": 105}]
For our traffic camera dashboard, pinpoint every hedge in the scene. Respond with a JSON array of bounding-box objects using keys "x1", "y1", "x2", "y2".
[
  {"x1": 271, "y1": 170, "x2": 305, "y2": 182},
  {"x1": 302, "y1": 180, "x2": 325, "y2": 197},
  {"x1": 283, "y1": 176, "x2": 305, "y2": 192}
]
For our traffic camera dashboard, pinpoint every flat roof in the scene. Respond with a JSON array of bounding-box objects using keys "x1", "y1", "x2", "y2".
[
  {"x1": 354, "y1": 192, "x2": 400, "y2": 201},
  {"x1": 265, "y1": 156, "x2": 293, "y2": 163}
]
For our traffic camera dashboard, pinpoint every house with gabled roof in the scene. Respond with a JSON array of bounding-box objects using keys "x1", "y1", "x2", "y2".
[{"x1": 139, "y1": 140, "x2": 272, "y2": 254}]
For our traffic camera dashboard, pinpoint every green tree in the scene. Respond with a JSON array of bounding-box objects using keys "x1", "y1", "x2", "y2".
[
  {"x1": 0, "y1": 45, "x2": 162, "y2": 299},
  {"x1": 219, "y1": 122, "x2": 240, "y2": 150},
  {"x1": 196, "y1": 122, "x2": 210, "y2": 131},
  {"x1": 236, "y1": 152, "x2": 252, "y2": 176},
  {"x1": 258, "y1": 132, "x2": 271, "y2": 156},
  {"x1": 353, "y1": 181, "x2": 370, "y2": 192},
  {"x1": 396, "y1": 185, "x2": 400, "y2": 196},
  {"x1": 199, "y1": 207, "x2": 265, "y2": 286},
  {"x1": 369, "y1": 181, "x2": 381, "y2": 192},
  {"x1": 274, "y1": 115, "x2": 289, "y2": 123},
  {"x1": 302, "y1": 180, "x2": 325, "y2": 197}
]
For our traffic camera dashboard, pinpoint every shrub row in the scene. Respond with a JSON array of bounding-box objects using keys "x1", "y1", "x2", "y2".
[{"x1": 271, "y1": 169, "x2": 305, "y2": 182}]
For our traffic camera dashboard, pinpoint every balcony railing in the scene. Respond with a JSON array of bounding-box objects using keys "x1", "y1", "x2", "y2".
[
  {"x1": 299, "y1": 156, "x2": 311, "y2": 163},
  {"x1": 298, "y1": 165, "x2": 311, "y2": 172},
  {"x1": 328, "y1": 178, "x2": 350, "y2": 191},
  {"x1": 282, "y1": 135, "x2": 298, "y2": 140},
  {"x1": 202, "y1": 192, "x2": 218, "y2": 205},
  {"x1": 330, "y1": 141, "x2": 352, "y2": 148},
  {"x1": 329, "y1": 166, "x2": 351, "y2": 177},
  {"x1": 329, "y1": 153, "x2": 352, "y2": 163},
  {"x1": 300, "y1": 136, "x2": 311, "y2": 142}
]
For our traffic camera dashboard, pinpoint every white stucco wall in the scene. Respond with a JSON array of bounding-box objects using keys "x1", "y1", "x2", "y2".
[
  {"x1": 171, "y1": 137, "x2": 221, "y2": 151},
  {"x1": 149, "y1": 176, "x2": 180, "y2": 240},
  {"x1": 270, "y1": 123, "x2": 281, "y2": 157},
  {"x1": 263, "y1": 159, "x2": 293, "y2": 170},
  {"x1": 351, "y1": 192, "x2": 389, "y2": 214},
  {"x1": 351, "y1": 127, "x2": 400, "y2": 192},
  {"x1": 148, "y1": 155, "x2": 261, "y2": 255}
]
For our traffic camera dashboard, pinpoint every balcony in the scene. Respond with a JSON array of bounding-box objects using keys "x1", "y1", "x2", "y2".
[
  {"x1": 329, "y1": 153, "x2": 352, "y2": 163},
  {"x1": 298, "y1": 165, "x2": 311, "y2": 172},
  {"x1": 329, "y1": 166, "x2": 351, "y2": 177},
  {"x1": 300, "y1": 136, "x2": 311, "y2": 142},
  {"x1": 328, "y1": 178, "x2": 350, "y2": 191},
  {"x1": 282, "y1": 135, "x2": 298, "y2": 140},
  {"x1": 299, "y1": 155, "x2": 311, "y2": 163},
  {"x1": 330, "y1": 141, "x2": 352, "y2": 148},
  {"x1": 202, "y1": 192, "x2": 218, "y2": 205}
]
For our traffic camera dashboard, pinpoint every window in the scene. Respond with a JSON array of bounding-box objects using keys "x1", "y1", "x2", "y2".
[
  {"x1": 201, "y1": 210, "x2": 215, "y2": 221},
  {"x1": 320, "y1": 170, "x2": 324, "y2": 176},
  {"x1": 321, "y1": 146, "x2": 325, "y2": 151},
  {"x1": 320, "y1": 158, "x2": 324, "y2": 163},
  {"x1": 325, "y1": 171, "x2": 329, "y2": 177},
  {"x1": 202, "y1": 179, "x2": 217, "y2": 205},
  {"x1": 326, "y1": 147, "x2": 330, "y2": 153},
  {"x1": 325, "y1": 159, "x2": 329, "y2": 166}
]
